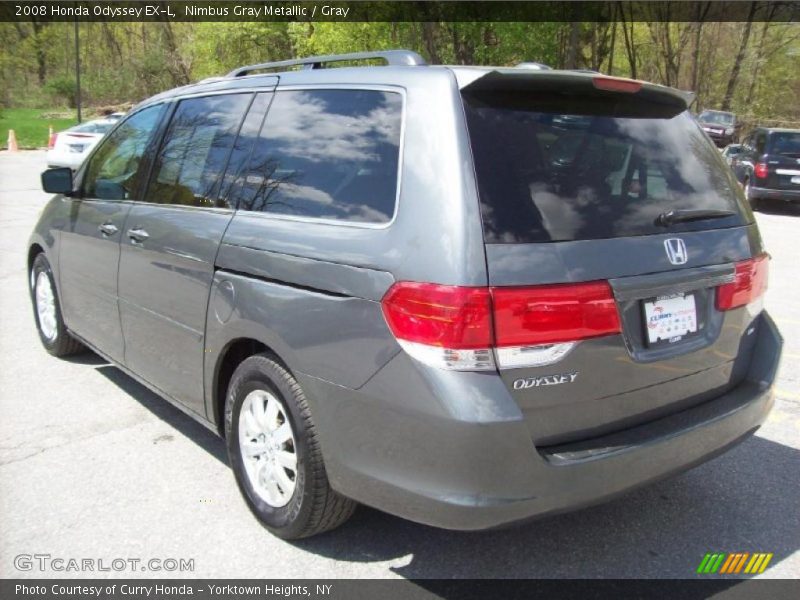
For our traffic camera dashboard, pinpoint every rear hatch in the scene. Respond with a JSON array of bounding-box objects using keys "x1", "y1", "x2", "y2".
[
  {"x1": 460, "y1": 71, "x2": 766, "y2": 446},
  {"x1": 764, "y1": 130, "x2": 800, "y2": 191}
]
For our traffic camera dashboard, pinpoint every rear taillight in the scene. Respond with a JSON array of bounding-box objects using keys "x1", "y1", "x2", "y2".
[
  {"x1": 492, "y1": 282, "x2": 620, "y2": 346},
  {"x1": 48, "y1": 133, "x2": 58, "y2": 149},
  {"x1": 754, "y1": 162, "x2": 769, "y2": 179},
  {"x1": 381, "y1": 283, "x2": 494, "y2": 370},
  {"x1": 381, "y1": 280, "x2": 621, "y2": 371},
  {"x1": 716, "y1": 254, "x2": 769, "y2": 311}
]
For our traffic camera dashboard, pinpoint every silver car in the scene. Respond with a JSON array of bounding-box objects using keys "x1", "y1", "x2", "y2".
[
  {"x1": 29, "y1": 50, "x2": 782, "y2": 539},
  {"x1": 46, "y1": 117, "x2": 120, "y2": 170}
]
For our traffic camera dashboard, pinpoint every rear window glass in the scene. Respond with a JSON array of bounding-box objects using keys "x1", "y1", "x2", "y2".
[
  {"x1": 71, "y1": 121, "x2": 113, "y2": 134},
  {"x1": 232, "y1": 89, "x2": 402, "y2": 224},
  {"x1": 768, "y1": 132, "x2": 800, "y2": 157},
  {"x1": 464, "y1": 93, "x2": 745, "y2": 243}
]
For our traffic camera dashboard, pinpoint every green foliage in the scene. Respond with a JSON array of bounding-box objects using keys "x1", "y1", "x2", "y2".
[
  {"x1": 1, "y1": 20, "x2": 798, "y2": 126},
  {"x1": 44, "y1": 76, "x2": 78, "y2": 108}
]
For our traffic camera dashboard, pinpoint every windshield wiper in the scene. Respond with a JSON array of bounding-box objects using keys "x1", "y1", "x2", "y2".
[{"x1": 656, "y1": 208, "x2": 736, "y2": 227}]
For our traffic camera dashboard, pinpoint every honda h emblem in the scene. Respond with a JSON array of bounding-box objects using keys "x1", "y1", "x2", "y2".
[{"x1": 664, "y1": 238, "x2": 688, "y2": 265}]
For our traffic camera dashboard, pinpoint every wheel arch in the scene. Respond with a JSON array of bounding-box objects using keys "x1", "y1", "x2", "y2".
[
  {"x1": 211, "y1": 337, "x2": 293, "y2": 438},
  {"x1": 27, "y1": 242, "x2": 46, "y2": 275}
]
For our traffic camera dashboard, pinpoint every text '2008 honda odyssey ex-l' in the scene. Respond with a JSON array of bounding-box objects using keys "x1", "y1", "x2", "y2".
[{"x1": 29, "y1": 50, "x2": 782, "y2": 539}]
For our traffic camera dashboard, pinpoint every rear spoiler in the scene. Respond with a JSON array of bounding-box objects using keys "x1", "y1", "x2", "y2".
[{"x1": 460, "y1": 70, "x2": 692, "y2": 118}]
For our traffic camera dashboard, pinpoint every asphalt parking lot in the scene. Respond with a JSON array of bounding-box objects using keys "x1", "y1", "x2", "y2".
[{"x1": 0, "y1": 151, "x2": 798, "y2": 580}]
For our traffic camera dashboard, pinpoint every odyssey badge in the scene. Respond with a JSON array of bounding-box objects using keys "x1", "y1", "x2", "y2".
[{"x1": 513, "y1": 372, "x2": 578, "y2": 390}]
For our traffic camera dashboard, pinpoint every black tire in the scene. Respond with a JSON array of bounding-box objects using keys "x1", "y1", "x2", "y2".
[
  {"x1": 30, "y1": 253, "x2": 85, "y2": 357},
  {"x1": 225, "y1": 353, "x2": 356, "y2": 539}
]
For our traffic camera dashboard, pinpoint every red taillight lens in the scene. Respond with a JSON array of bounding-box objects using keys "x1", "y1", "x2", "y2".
[
  {"x1": 381, "y1": 280, "x2": 622, "y2": 351},
  {"x1": 48, "y1": 132, "x2": 58, "y2": 149},
  {"x1": 381, "y1": 283, "x2": 492, "y2": 349},
  {"x1": 754, "y1": 162, "x2": 769, "y2": 179},
  {"x1": 592, "y1": 77, "x2": 642, "y2": 93},
  {"x1": 492, "y1": 282, "x2": 621, "y2": 346},
  {"x1": 716, "y1": 255, "x2": 769, "y2": 311}
]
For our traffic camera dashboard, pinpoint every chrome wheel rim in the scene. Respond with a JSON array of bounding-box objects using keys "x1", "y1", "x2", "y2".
[
  {"x1": 35, "y1": 271, "x2": 57, "y2": 342},
  {"x1": 238, "y1": 389, "x2": 298, "y2": 507}
]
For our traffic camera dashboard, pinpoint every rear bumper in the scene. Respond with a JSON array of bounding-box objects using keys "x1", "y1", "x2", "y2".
[
  {"x1": 750, "y1": 186, "x2": 800, "y2": 202},
  {"x1": 705, "y1": 132, "x2": 734, "y2": 147},
  {"x1": 45, "y1": 150, "x2": 85, "y2": 170},
  {"x1": 299, "y1": 312, "x2": 781, "y2": 530}
]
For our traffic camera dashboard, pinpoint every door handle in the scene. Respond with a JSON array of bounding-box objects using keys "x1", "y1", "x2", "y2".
[
  {"x1": 98, "y1": 222, "x2": 118, "y2": 236},
  {"x1": 127, "y1": 227, "x2": 150, "y2": 243}
]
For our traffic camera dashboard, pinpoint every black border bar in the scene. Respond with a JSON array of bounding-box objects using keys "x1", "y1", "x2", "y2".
[
  {"x1": 2, "y1": 1, "x2": 800, "y2": 23},
  {"x1": 3, "y1": 579, "x2": 800, "y2": 600}
]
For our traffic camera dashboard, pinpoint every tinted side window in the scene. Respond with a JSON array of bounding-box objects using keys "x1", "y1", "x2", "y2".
[
  {"x1": 83, "y1": 105, "x2": 164, "y2": 201},
  {"x1": 755, "y1": 132, "x2": 767, "y2": 155},
  {"x1": 147, "y1": 94, "x2": 251, "y2": 207},
  {"x1": 217, "y1": 93, "x2": 272, "y2": 207},
  {"x1": 233, "y1": 89, "x2": 402, "y2": 224}
]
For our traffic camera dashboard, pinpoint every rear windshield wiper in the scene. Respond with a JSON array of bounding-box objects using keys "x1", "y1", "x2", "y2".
[{"x1": 656, "y1": 208, "x2": 737, "y2": 227}]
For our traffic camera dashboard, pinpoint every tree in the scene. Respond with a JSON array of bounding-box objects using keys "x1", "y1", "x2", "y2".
[{"x1": 721, "y1": 2, "x2": 758, "y2": 110}]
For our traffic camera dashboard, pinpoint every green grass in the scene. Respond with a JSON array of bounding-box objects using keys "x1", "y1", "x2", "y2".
[{"x1": 1, "y1": 108, "x2": 78, "y2": 149}]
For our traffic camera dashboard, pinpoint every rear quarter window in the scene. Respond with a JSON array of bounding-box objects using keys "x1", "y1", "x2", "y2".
[
  {"x1": 231, "y1": 89, "x2": 403, "y2": 224},
  {"x1": 464, "y1": 93, "x2": 746, "y2": 243}
]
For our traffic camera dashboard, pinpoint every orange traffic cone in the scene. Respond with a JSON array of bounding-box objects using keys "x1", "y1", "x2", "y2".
[{"x1": 7, "y1": 129, "x2": 19, "y2": 152}]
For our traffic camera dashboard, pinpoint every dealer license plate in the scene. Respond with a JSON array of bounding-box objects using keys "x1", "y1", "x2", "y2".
[{"x1": 643, "y1": 293, "x2": 697, "y2": 344}]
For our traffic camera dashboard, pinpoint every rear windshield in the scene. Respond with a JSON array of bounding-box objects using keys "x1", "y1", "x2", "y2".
[
  {"x1": 768, "y1": 132, "x2": 800, "y2": 157},
  {"x1": 71, "y1": 121, "x2": 113, "y2": 134},
  {"x1": 463, "y1": 93, "x2": 745, "y2": 243}
]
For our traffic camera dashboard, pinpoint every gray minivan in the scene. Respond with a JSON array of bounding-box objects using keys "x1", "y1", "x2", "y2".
[{"x1": 29, "y1": 50, "x2": 782, "y2": 539}]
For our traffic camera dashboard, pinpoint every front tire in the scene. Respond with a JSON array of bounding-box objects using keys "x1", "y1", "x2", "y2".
[
  {"x1": 225, "y1": 354, "x2": 356, "y2": 539},
  {"x1": 30, "y1": 253, "x2": 85, "y2": 357}
]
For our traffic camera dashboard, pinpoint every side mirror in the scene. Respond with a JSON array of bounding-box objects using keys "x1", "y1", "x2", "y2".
[{"x1": 41, "y1": 167, "x2": 74, "y2": 195}]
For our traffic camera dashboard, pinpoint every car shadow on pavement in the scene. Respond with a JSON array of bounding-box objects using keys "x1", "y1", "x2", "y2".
[
  {"x1": 755, "y1": 201, "x2": 800, "y2": 216},
  {"x1": 83, "y1": 356, "x2": 798, "y2": 580},
  {"x1": 291, "y1": 434, "x2": 799, "y2": 580},
  {"x1": 93, "y1": 362, "x2": 228, "y2": 466}
]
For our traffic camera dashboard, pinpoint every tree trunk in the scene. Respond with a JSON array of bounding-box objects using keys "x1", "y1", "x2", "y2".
[
  {"x1": 618, "y1": 3, "x2": 637, "y2": 79},
  {"x1": 565, "y1": 22, "x2": 580, "y2": 69},
  {"x1": 607, "y1": 15, "x2": 617, "y2": 75},
  {"x1": 161, "y1": 23, "x2": 191, "y2": 86},
  {"x1": 721, "y1": 2, "x2": 757, "y2": 111},
  {"x1": 31, "y1": 20, "x2": 46, "y2": 85},
  {"x1": 421, "y1": 22, "x2": 441, "y2": 64},
  {"x1": 745, "y1": 15, "x2": 774, "y2": 108}
]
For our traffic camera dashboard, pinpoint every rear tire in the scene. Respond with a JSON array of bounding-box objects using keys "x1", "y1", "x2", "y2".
[
  {"x1": 225, "y1": 353, "x2": 356, "y2": 539},
  {"x1": 30, "y1": 253, "x2": 85, "y2": 357}
]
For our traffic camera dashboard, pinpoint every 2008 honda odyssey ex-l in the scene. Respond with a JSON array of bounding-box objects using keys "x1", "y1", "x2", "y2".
[{"x1": 29, "y1": 50, "x2": 782, "y2": 539}]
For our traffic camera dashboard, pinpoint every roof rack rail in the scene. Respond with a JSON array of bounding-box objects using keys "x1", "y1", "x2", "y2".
[{"x1": 228, "y1": 49, "x2": 427, "y2": 77}]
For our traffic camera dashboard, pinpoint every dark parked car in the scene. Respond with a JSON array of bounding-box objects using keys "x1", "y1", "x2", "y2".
[
  {"x1": 733, "y1": 128, "x2": 800, "y2": 208},
  {"x1": 29, "y1": 50, "x2": 781, "y2": 539},
  {"x1": 697, "y1": 109, "x2": 740, "y2": 147}
]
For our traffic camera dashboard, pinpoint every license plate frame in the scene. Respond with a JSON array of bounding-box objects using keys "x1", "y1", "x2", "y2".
[{"x1": 642, "y1": 293, "x2": 698, "y2": 346}]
